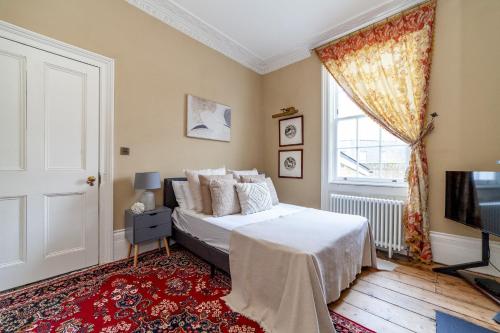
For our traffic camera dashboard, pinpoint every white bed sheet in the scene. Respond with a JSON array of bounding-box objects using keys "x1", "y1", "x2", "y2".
[{"x1": 172, "y1": 203, "x2": 305, "y2": 253}]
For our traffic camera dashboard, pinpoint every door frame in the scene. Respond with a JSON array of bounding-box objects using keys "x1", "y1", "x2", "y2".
[{"x1": 0, "y1": 20, "x2": 115, "y2": 264}]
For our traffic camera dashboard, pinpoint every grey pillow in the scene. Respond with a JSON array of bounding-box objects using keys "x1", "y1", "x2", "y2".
[
  {"x1": 228, "y1": 169, "x2": 258, "y2": 180},
  {"x1": 199, "y1": 174, "x2": 233, "y2": 215},
  {"x1": 239, "y1": 174, "x2": 266, "y2": 183},
  {"x1": 209, "y1": 179, "x2": 241, "y2": 217},
  {"x1": 235, "y1": 182, "x2": 272, "y2": 215}
]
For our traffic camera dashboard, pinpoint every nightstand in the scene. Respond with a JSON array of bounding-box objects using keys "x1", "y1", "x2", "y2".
[{"x1": 125, "y1": 206, "x2": 172, "y2": 267}]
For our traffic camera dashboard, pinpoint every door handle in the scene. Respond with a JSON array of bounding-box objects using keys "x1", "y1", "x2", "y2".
[{"x1": 86, "y1": 176, "x2": 96, "y2": 186}]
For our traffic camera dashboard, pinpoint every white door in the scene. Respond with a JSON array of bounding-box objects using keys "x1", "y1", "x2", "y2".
[{"x1": 0, "y1": 37, "x2": 100, "y2": 291}]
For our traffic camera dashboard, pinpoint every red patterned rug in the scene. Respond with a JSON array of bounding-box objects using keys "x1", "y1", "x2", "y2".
[{"x1": 0, "y1": 247, "x2": 375, "y2": 333}]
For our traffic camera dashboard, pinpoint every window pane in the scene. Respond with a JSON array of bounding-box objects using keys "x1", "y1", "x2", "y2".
[
  {"x1": 358, "y1": 147, "x2": 380, "y2": 178},
  {"x1": 337, "y1": 148, "x2": 357, "y2": 178},
  {"x1": 358, "y1": 117, "x2": 379, "y2": 147},
  {"x1": 329, "y1": 76, "x2": 409, "y2": 183},
  {"x1": 381, "y1": 129, "x2": 406, "y2": 146},
  {"x1": 380, "y1": 146, "x2": 409, "y2": 180},
  {"x1": 337, "y1": 118, "x2": 356, "y2": 148},
  {"x1": 337, "y1": 86, "x2": 364, "y2": 118},
  {"x1": 381, "y1": 146, "x2": 408, "y2": 163}
]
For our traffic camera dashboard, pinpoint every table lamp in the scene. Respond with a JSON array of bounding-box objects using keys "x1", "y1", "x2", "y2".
[{"x1": 134, "y1": 172, "x2": 161, "y2": 211}]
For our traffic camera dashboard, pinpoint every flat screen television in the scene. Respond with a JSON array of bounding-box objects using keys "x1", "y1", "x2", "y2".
[{"x1": 445, "y1": 171, "x2": 500, "y2": 237}]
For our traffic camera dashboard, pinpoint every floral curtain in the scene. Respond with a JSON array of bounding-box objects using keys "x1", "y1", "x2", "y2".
[{"x1": 315, "y1": 1, "x2": 436, "y2": 263}]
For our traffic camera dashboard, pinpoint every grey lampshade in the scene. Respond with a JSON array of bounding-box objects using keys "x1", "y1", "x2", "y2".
[{"x1": 134, "y1": 172, "x2": 161, "y2": 190}]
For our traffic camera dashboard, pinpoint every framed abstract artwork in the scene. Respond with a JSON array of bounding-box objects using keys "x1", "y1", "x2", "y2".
[
  {"x1": 187, "y1": 94, "x2": 231, "y2": 142},
  {"x1": 278, "y1": 149, "x2": 303, "y2": 179},
  {"x1": 279, "y1": 115, "x2": 303, "y2": 146}
]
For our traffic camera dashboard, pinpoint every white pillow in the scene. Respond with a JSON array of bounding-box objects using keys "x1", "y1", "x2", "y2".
[
  {"x1": 172, "y1": 181, "x2": 194, "y2": 210},
  {"x1": 239, "y1": 176, "x2": 279, "y2": 206},
  {"x1": 228, "y1": 168, "x2": 258, "y2": 180},
  {"x1": 235, "y1": 182, "x2": 272, "y2": 215},
  {"x1": 265, "y1": 178, "x2": 279, "y2": 206},
  {"x1": 184, "y1": 167, "x2": 226, "y2": 211}
]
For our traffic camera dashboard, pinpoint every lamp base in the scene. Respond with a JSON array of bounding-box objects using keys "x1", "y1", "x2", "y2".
[{"x1": 139, "y1": 191, "x2": 156, "y2": 211}]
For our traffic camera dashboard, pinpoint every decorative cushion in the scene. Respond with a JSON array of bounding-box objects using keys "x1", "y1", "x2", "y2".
[
  {"x1": 228, "y1": 168, "x2": 258, "y2": 180},
  {"x1": 239, "y1": 174, "x2": 265, "y2": 183},
  {"x1": 240, "y1": 176, "x2": 279, "y2": 206},
  {"x1": 172, "y1": 181, "x2": 195, "y2": 210},
  {"x1": 209, "y1": 179, "x2": 241, "y2": 217},
  {"x1": 235, "y1": 182, "x2": 273, "y2": 215},
  {"x1": 199, "y1": 174, "x2": 233, "y2": 215},
  {"x1": 184, "y1": 167, "x2": 226, "y2": 212},
  {"x1": 264, "y1": 178, "x2": 279, "y2": 206}
]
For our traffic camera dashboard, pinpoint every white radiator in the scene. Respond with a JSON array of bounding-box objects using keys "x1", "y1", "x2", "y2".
[
  {"x1": 330, "y1": 194, "x2": 406, "y2": 258},
  {"x1": 479, "y1": 202, "x2": 500, "y2": 234}
]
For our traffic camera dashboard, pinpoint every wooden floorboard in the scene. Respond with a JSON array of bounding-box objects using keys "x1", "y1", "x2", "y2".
[
  {"x1": 393, "y1": 265, "x2": 438, "y2": 283},
  {"x1": 341, "y1": 288, "x2": 436, "y2": 332},
  {"x1": 370, "y1": 269, "x2": 437, "y2": 292},
  {"x1": 330, "y1": 255, "x2": 500, "y2": 332},
  {"x1": 331, "y1": 302, "x2": 414, "y2": 333}
]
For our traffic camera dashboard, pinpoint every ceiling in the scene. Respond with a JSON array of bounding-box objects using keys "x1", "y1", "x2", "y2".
[{"x1": 127, "y1": 0, "x2": 425, "y2": 74}]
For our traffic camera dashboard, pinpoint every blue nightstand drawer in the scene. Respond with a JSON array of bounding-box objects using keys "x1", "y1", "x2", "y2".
[
  {"x1": 134, "y1": 209, "x2": 170, "y2": 229},
  {"x1": 125, "y1": 206, "x2": 172, "y2": 267},
  {"x1": 125, "y1": 206, "x2": 172, "y2": 245},
  {"x1": 134, "y1": 223, "x2": 171, "y2": 243}
]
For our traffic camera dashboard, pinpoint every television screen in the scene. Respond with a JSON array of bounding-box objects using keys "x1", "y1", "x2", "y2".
[{"x1": 445, "y1": 171, "x2": 500, "y2": 236}]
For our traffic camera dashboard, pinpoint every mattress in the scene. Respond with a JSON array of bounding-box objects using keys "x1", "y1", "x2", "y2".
[{"x1": 171, "y1": 203, "x2": 305, "y2": 253}]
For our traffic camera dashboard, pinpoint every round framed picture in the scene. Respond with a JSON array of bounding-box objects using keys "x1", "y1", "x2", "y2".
[
  {"x1": 278, "y1": 149, "x2": 303, "y2": 179},
  {"x1": 279, "y1": 115, "x2": 303, "y2": 146}
]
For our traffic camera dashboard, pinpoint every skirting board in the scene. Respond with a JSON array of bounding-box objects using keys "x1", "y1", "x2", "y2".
[
  {"x1": 113, "y1": 229, "x2": 170, "y2": 260},
  {"x1": 430, "y1": 231, "x2": 500, "y2": 277}
]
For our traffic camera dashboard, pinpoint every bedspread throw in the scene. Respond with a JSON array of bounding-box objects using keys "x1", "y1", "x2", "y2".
[{"x1": 223, "y1": 208, "x2": 377, "y2": 333}]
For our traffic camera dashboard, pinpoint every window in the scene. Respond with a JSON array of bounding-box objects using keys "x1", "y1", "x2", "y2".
[{"x1": 326, "y1": 73, "x2": 409, "y2": 185}]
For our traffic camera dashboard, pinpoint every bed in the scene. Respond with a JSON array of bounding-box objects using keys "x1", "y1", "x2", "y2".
[
  {"x1": 164, "y1": 177, "x2": 232, "y2": 274},
  {"x1": 165, "y1": 178, "x2": 309, "y2": 273},
  {"x1": 163, "y1": 177, "x2": 377, "y2": 333}
]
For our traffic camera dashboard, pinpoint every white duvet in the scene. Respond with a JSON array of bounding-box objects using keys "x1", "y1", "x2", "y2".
[{"x1": 172, "y1": 203, "x2": 306, "y2": 252}]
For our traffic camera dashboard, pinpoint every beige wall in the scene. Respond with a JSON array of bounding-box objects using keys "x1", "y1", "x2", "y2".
[
  {"x1": 262, "y1": 56, "x2": 323, "y2": 208},
  {"x1": 261, "y1": 0, "x2": 500, "y2": 238},
  {"x1": 0, "y1": 0, "x2": 264, "y2": 230},
  {"x1": 427, "y1": 0, "x2": 500, "y2": 237},
  {"x1": 1, "y1": 0, "x2": 499, "y2": 239}
]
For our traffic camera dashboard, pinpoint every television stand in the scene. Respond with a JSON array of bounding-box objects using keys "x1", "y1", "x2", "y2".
[
  {"x1": 457, "y1": 270, "x2": 500, "y2": 305},
  {"x1": 433, "y1": 232, "x2": 500, "y2": 307},
  {"x1": 433, "y1": 232, "x2": 490, "y2": 276}
]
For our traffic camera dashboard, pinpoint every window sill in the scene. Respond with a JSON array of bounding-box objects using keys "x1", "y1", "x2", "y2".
[{"x1": 330, "y1": 180, "x2": 408, "y2": 188}]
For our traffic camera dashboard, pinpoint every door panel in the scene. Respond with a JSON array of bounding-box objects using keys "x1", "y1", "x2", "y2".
[
  {"x1": 44, "y1": 63, "x2": 87, "y2": 170},
  {"x1": 0, "y1": 37, "x2": 100, "y2": 291},
  {"x1": 0, "y1": 50, "x2": 26, "y2": 171},
  {"x1": 0, "y1": 196, "x2": 26, "y2": 268},
  {"x1": 44, "y1": 193, "x2": 85, "y2": 258}
]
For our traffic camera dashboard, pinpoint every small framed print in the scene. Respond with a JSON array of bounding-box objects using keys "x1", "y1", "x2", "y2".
[
  {"x1": 278, "y1": 149, "x2": 303, "y2": 179},
  {"x1": 279, "y1": 115, "x2": 303, "y2": 146}
]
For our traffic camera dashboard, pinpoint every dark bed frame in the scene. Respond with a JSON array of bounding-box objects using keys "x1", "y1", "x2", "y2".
[{"x1": 163, "y1": 178, "x2": 230, "y2": 276}]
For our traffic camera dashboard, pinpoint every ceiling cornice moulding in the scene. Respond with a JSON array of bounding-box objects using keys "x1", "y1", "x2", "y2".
[
  {"x1": 126, "y1": 0, "x2": 267, "y2": 73},
  {"x1": 126, "y1": 0, "x2": 427, "y2": 75},
  {"x1": 261, "y1": 48, "x2": 313, "y2": 75}
]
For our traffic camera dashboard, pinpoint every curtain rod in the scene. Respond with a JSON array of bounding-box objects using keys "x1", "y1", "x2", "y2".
[{"x1": 315, "y1": 0, "x2": 435, "y2": 51}]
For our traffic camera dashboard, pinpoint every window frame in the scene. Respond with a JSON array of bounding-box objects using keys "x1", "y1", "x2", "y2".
[{"x1": 325, "y1": 71, "x2": 409, "y2": 187}]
